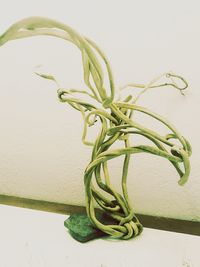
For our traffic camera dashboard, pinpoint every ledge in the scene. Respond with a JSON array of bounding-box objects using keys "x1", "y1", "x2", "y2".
[
  {"x1": 0, "y1": 194, "x2": 199, "y2": 236},
  {"x1": 0, "y1": 204, "x2": 199, "y2": 267}
]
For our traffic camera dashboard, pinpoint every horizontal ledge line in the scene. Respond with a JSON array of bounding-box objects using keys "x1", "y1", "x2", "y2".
[{"x1": 0, "y1": 194, "x2": 199, "y2": 236}]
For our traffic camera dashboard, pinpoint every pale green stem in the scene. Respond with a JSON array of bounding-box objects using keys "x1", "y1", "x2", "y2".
[{"x1": 0, "y1": 17, "x2": 191, "y2": 240}]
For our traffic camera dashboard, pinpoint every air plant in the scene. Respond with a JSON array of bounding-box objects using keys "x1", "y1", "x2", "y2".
[{"x1": 0, "y1": 17, "x2": 192, "y2": 242}]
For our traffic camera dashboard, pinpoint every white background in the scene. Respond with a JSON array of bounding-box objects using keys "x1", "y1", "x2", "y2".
[{"x1": 0, "y1": 0, "x2": 199, "y2": 221}]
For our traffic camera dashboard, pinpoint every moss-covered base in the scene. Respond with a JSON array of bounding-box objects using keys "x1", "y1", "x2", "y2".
[{"x1": 64, "y1": 211, "x2": 117, "y2": 243}]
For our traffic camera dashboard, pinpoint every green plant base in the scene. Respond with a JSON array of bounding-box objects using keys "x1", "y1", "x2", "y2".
[{"x1": 64, "y1": 210, "x2": 116, "y2": 243}]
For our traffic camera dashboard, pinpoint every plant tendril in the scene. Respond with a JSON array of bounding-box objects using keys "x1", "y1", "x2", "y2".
[{"x1": 0, "y1": 17, "x2": 192, "y2": 240}]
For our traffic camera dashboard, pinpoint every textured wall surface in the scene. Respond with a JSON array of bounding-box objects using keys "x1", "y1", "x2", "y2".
[{"x1": 0, "y1": 0, "x2": 199, "y2": 221}]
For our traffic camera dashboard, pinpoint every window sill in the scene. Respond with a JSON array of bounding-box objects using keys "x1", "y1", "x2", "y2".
[{"x1": 0, "y1": 205, "x2": 199, "y2": 267}]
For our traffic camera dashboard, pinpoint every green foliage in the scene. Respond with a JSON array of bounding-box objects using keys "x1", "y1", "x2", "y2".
[{"x1": 0, "y1": 17, "x2": 192, "y2": 241}]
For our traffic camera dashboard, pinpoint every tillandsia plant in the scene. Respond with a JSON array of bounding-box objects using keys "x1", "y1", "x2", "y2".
[{"x1": 0, "y1": 17, "x2": 192, "y2": 242}]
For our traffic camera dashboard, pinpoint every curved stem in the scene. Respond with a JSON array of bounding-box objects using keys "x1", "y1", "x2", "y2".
[{"x1": 0, "y1": 17, "x2": 191, "y2": 241}]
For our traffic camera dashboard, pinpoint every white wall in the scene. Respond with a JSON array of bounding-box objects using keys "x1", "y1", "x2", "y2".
[{"x1": 0, "y1": 0, "x2": 199, "y2": 221}]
